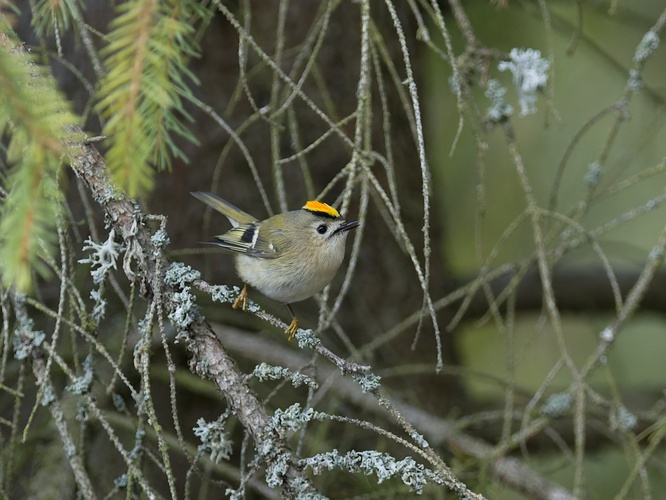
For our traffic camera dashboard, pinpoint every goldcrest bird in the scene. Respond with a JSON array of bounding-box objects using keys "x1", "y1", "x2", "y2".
[{"x1": 192, "y1": 191, "x2": 359, "y2": 338}]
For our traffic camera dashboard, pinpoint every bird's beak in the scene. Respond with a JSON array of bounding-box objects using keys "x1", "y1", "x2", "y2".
[{"x1": 333, "y1": 220, "x2": 359, "y2": 235}]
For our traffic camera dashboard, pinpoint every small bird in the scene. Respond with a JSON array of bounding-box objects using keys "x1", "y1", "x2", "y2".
[{"x1": 192, "y1": 191, "x2": 359, "y2": 338}]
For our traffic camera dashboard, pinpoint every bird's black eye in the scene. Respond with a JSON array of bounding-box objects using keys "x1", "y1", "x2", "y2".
[{"x1": 317, "y1": 224, "x2": 328, "y2": 234}]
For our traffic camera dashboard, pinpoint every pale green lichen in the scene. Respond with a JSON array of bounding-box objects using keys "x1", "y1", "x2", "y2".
[
  {"x1": 67, "y1": 354, "x2": 94, "y2": 395},
  {"x1": 252, "y1": 362, "x2": 318, "y2": 389},
  {"x1": 270, "y1": 403, "x2": 315, "y2": 435},
  {"x1": 301, "y1": 450, "x2": 444, "y2": 495},
  {"x1": 352, "y1": 372, "x2": 382, "y2": 393},
  {"x1": 114, "y1": 474, "x2": 128, "y2": 489},
  {"x1": 585, "y1": 162, "x2": 602, "y2": 188},
  {"x1": 600, "y1": 327, "x2": 614, "y2": 342},
  {"x1": 411, "y1": 431, "x2": 429, "y2": 448},
  {"x1": 485, "y1": 79, "x2": 513, "y2": 122},
  {"x1": 79, "y1": 229, "x2": 122, "y2": 284},
  {"x1": 210, "y1": 284, "x2": 236, "y2": 304},
  {"x1": 164, "y1": 262, "x2": 201, "y2": 287},
  {"x1": 40, "y1": 383, "x2": 56, "y2": 407},
  {"x1": 498, "y1": 48, "x2": 549, "y2": 116},
  {"x1": 264, "y1": 451, "x2": 291, "y2": 487},
  {"x1": 168, "y1": 287, "x2": 201, "y2": 330},
  {"x1": 540, "y1": 392, "x2": 572, "y2": 418},
  {"x1": 295, "y1": 329, "x2": 320, "y2": 349},
  {"x1": 634, "y1": 29, "x2": 659, "y2": 63},
  {"x1": 615, "y1": 405, "x2": 638, "y2": 432},
  {"x1": 89, "y1": 288, "x2": 107, "y2": 323},
  {"x1": 151, "y1": 228, "x2": 170, "y2": 248},
  {"x1": 13, "y1": 316, "x2": 46, "y2": 360},
  {"x1": 193, "y1": 417, "x2": 233, "y2": 463},
  {"x1": 112, "y1": 393, "x2": 128, "y2": 413},
  {"x1": 165, "y1": 263, "x2": 202, "y2": 332},
  {"x1": 627, "y1": 69, "x2": 643, "y2": 91}
]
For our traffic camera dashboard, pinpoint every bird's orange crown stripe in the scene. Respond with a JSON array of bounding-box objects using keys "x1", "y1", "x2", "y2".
[{"x1": 302, "y1": 200, "x2": 340, "y2": 218}]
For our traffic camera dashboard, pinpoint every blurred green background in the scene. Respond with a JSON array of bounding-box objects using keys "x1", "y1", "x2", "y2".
[{"x1": 427, "y1": 1, "x2": 666, "y2": 496}]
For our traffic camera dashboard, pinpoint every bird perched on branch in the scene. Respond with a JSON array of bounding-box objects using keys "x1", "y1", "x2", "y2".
[{"x1": 192, "y1": 191, "x2": 359, "y2": 338}]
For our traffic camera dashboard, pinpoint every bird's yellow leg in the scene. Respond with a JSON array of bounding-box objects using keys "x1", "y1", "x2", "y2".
[
  {"x1": 285, "y1": 318, "x2": 299, "y2": 340},
  {"x1": 233, "y1": 283, "x2": 248, "y2": 311},
  {"x1": 285, "y1": 304, "x2": 298, "y2": 340}
]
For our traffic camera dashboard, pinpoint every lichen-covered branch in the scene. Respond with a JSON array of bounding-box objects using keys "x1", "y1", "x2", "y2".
[{"x1": 63, "y1": 140, "x2": 317, "y2": 495}]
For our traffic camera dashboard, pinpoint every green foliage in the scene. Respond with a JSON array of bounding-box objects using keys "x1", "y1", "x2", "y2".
[
  {"x1": 32, "y1": 0, "x2": 78, "y2": 36},
  {"x1": 0, "y1": 24, "x2": 79, "y2": 291},
  {"x1": 96, "y1": 0, "x2": 207, "y2": 197}
]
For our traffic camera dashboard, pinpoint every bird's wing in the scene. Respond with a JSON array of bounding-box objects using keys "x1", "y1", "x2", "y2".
[{"x1": 209, "y1": 223, "x2": 281, "y2": 259}]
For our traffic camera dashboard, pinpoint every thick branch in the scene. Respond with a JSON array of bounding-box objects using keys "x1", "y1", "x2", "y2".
[
  {"x1": 462, "y1": 266, "x2": 666, "y2": 319},
  {"x1": 64, "y1": 141, "x2": 315, "y2": 495}
]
